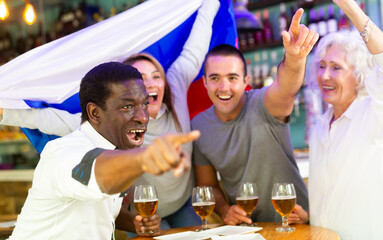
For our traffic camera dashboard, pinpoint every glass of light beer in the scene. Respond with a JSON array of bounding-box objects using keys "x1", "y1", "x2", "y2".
[
  {"x1": 192, "y1": 186, "x2": 215, "y2": 231},
  {"x1": 134, "y1": 185, "x2": 159, "y2": 234},
  {"x1": 271, "y1": 183, "x2": 296, "y2": 232},
  {"x1": 236, "y1": 182, "x2": 259, "y2": 226}
]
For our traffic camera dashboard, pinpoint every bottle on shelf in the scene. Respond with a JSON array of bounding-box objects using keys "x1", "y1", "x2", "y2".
[
  {"x1": 270, "y1": 51, "x2": 278, "y2": 84},
  {"x1": 254, "y1": 11, "x2": 264, "y2": 47},
  {"x1": 327, "y1": 4, "x2": 338, "y2": 33},
  {"x1": 247, "y1": 32, "x2": 256, "y2": 49},
  {"x1": 278, "y1": 3, "x2": 289, "y2": 41},
  {"x1": 317, "y1": 7, "x2": 327, "y2": 37},
  {"x1": 337, "y1": 9, "x2": 351, "y2": 30},
  {"x1": 262, "y1": 9, "x2": 273, "y2": 44},
  {"x1": 239, "y1": 32, "x2": 248, "y2": 50},
  {"x1": 0, "y1": 29, "x2": 5, "y2": 53},
  {"x1": 261, "y1": 51, "x2": 270, "y2": 88},
  {"x1": 253, "y1": 53, "x2": 263, "y2": 89},
  {"x1": 308, "y1": 8, "x2": 318, "y2": 34},
  {"x1": 360, "y1": 2, "x2": 365, "y2": 12},
  {"x1": 264, "y1": 51, "x2": 278, "y2": 87},
  {"x1": 246, "y1": 58, "x2": 254, "y2": 87}
]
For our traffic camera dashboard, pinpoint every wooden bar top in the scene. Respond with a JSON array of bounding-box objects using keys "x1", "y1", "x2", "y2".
[
  {"x1": 131, "y1": 222, "x2": 340, "y2": 240},
  {"x1": 0, "y1": 214, "x2": 17, "y2": 239}
]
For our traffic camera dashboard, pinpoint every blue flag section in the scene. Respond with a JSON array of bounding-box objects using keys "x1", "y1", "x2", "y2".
[{"x1": 2, "y1": 0, "x2": 237, "y2": 153}]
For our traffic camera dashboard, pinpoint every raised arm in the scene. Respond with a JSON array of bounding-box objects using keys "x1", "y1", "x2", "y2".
[
  {"x1": 265, "y1": 9, "x2": 319, "y2": 122},
  {"x1": 0, "y1": 107, "x2": 80, "y2": 136},
  {"x1": 95, "y1": 131, "x2": 200, "y2": 194},
  {"x1": 166, "y1": 0, "x2": 220, "y2": 90},
  {"x1": 333, "y1": 0, "x2": 383, "y2": 54}
]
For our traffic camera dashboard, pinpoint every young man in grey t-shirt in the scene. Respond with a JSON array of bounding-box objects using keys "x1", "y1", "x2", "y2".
[{"x1": 192, "y1": 9, "x2": 319, "y2": 225}]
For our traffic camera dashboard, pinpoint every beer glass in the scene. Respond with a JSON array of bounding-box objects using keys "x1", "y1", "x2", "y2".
[
  {"x1": 192, "y1": 186, "x2": 215, "y2": 231},
  {"x1": 134, "y1": 185, "x2": 159, "y2": 234},
  {"x1": 236, "y1": 182, "x2": 259, "y2": 226},
  {"x1": 271, "y1": 183, "x2": 296, "y2": 232}
]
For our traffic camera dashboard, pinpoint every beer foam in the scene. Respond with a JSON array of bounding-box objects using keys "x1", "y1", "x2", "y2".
[
  {"x1": 271, "y1": 196, "x2": 296, "y2": 200},
  {"x1": 236, "y1": 196, "x2": 259, "y2": 200},
  {"x1": 134, "y1": 199, "x2": 159, "y2": 202},
  {"x1": 192, "y1": 201, "x2": 215, "y2": 206}
]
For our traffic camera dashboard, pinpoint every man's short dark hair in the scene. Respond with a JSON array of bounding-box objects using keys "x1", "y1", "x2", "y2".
[
  {"x1": 79, "y1": 62, "x2": 143, "y2": 122},
  {"x1": 203, "y1": 44, "x2": 247, "y2": 77}
]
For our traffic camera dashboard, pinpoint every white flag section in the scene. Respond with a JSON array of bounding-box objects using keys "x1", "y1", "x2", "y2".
[{"x1": 0, "y1": 0, "x2": 203, "y2": 109}]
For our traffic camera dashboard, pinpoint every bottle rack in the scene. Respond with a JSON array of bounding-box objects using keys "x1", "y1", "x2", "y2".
[
  {"x1": 240, "y1": 0, "x2": 364, "y2": 150},
  {"x1": 240, "y1": 0, "x2": 343, "y2": 52}
]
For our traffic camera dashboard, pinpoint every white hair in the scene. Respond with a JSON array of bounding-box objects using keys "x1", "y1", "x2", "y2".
[{"x1": 307, "y1": 30, "x2": 374, "y2": 98}]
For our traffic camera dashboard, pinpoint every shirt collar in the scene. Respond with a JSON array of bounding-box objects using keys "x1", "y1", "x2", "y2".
[
  {"x1": 150, "y1": 104, "x2": 167, "y2": 120},
  {"x1": 342, "y1": 97, "x2": 361, "y2": 120},
  {"x1": 80, "y1": 121, "x2": 116, "y2": 150},
  {"x1": 320, "y1": 98, "x2": 361, "y2": 127}
]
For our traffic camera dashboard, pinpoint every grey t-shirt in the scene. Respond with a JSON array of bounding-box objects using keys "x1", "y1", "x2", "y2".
[{"x1": 192, "y1": 88, "x2": 308, "y2": 222}]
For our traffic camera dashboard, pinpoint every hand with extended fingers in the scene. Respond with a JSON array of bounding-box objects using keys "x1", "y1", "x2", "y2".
[
  {"x1": 141, "y1": 130, "x2": 200, "y2": 177},
  {"x1": 282, "y1": 8, "x2": 319, "y2": 60}
]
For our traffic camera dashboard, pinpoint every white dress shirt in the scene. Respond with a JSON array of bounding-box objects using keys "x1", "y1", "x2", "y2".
[
  {"x1": 9, "y1": 121, "x2": 122, "y2": 240},
  {"x1": 309, "y1": 53, "x2": 383, "y2": 240}
]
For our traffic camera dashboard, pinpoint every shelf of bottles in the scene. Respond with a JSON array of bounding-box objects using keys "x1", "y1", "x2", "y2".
[
  {"x1": 240, "y1": 0, "x2": 367, "y2": 51},
  {"x1": 241, "y1": 0, "x2": 366, "y2": 149},
  {"x1": 241, "y1": 0, "x2": 366, "y2": 89}
]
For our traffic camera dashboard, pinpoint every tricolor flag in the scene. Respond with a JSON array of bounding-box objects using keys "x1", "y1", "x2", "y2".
[{"x1": 0, "y1": 0, "x2": 237, "y2": 153}]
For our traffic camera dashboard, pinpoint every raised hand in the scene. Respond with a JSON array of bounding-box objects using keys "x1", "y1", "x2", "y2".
[
  {"x1": 282, "y1": 8, "x2": 319, "y2": 60},
  {"x1": 141, "y1": 130, "x2": 200, "y2": 176}
]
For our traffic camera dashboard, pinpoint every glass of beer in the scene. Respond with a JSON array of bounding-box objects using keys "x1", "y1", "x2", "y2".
[
  {"x1": 192, "y1": 186, "x2": 215, "y2": 231},
  {"x1": 236, "y1": 182, "x2": 259, "y2": 226},
  {"x1": 134, "y1": 185, "x2": 159, "y2": 234},
  {"x1": 271, "y1": 183, "x2": 296, "y2": 232}
]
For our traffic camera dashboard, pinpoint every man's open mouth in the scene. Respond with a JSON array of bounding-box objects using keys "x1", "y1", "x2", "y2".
[{"x1": 126, "y1": 129, "x2": 145, "y2": 145}]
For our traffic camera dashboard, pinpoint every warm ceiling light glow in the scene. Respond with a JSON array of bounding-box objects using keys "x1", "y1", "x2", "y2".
[
  {"x1": 0, "y1": 0, "x2": 9, "y2": 20},
  {"x1": 24, "y1": 1, "x2": 36, "y2": 25}
]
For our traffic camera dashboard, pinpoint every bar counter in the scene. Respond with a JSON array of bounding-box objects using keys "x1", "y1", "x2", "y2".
[{"x1": 131, "y1": 222, "x2": 340, "y2": 240}]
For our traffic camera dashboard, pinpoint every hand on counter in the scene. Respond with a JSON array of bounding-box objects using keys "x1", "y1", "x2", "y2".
[
  {"x1": 222, "y1": 205, "x2": 252, "y2": 226},
  {"x1": 134, "y1": 213, "x2": 161, "y2": 237},
  {"x1": 288, "y1": 204, "x2": 309, "y2": 224}
]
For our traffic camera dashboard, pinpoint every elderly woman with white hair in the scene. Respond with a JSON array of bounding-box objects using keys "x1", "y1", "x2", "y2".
[{"x1": 289, "y1": 0, "x2": 383, "y2": 239}]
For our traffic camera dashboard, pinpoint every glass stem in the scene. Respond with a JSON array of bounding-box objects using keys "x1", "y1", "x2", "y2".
[
  {"x1": 202, "y1": 218, "x2": 208, "y2": 230},
  {"x1": 282, "y1": 216, "x2": 289, "y2": 228}
]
